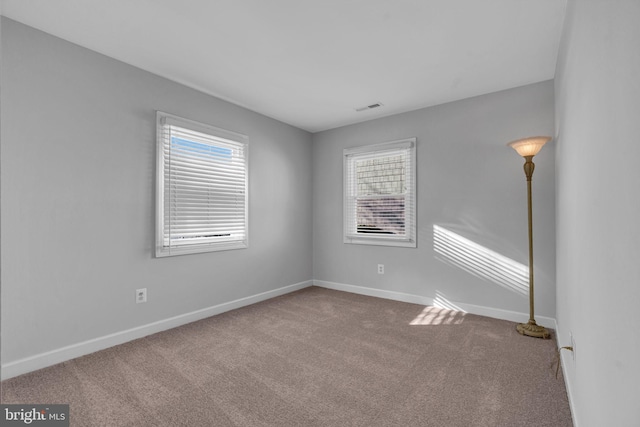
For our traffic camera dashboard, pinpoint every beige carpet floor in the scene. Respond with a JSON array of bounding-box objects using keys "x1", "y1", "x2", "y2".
[{"x1": 1, "y1": 286, "x2": 572, "y2": 426}]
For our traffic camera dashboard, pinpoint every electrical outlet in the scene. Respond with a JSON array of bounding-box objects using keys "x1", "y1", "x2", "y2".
[
  {"x1": 378, "y1": 264, "x2": 384, "y2": 274},
  {"x1": 570, "y1": 332, "x2": 576, "y2": 361},
  {"x1": 136, "y1": 288, "x2": 147, "y2": 304}
]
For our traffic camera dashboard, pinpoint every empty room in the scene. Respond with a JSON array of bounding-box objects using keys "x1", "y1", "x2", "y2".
[{"x1": 1, "y1": 1, "x2": 638, "y2": 426}]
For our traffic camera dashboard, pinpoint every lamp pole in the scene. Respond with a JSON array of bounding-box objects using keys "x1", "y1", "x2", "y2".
[{"x1": 508, "y1": 137, "x2": 551, "y2": 339}]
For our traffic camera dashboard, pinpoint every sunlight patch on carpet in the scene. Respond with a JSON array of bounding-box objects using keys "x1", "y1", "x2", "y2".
[{"x1": 410, "y1": 306, "x2": 466, "y2": 326}]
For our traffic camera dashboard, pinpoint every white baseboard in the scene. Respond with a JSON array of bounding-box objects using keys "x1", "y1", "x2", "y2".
[
  {"x1": 555, "y1": 320, "x2": 579, "y2": 427},
  {"x1": 1, "y1": 280, "x2": 313, "y2": 380},
  {"x1": 313, "y1": 280, "x2": 556, "y2": 328},
  {"x1": 2, "y1": 280, "x2": 558, "y2": 381},
  {"x1": 315, "y1": 280, "x2": 434, "y2": 305}
]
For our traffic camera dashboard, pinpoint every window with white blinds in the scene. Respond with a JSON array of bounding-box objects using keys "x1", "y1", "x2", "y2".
[
  {"x1": 343, "y1": 138, "x2": 416, "y2": 247},
  {"x1": 156, "y1": 112, "x2": 248, "y2": 257}
]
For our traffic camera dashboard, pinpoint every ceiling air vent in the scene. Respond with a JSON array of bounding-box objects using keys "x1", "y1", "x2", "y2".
[{"x1": 355, "y1": 102, "x2": 384, "y2": 112}]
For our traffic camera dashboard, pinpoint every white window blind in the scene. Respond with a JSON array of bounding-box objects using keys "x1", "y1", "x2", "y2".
[
  {"x1": 344, "y1": 138, "x2": 416, "y2": 247},
  {"x1": 156, "y1": 112, "x2": 248, "y2": 257}
]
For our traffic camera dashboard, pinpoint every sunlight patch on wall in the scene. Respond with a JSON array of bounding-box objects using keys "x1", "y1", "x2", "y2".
[
  {"x1": 433, "y1": 290, "x2": 466, "y2": 312},
  {"x1": 433, "y1": 225, "x2": 528, "y2": 296}
]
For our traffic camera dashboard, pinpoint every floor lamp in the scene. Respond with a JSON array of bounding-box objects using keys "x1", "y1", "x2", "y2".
[{"x1": 508, "y1": 136, "x2": 551, "y2": 339}]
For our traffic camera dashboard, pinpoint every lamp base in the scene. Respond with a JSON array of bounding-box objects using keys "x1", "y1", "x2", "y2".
[{"x1": 516, "y1": 320, "x2": 550, "y2": 339}]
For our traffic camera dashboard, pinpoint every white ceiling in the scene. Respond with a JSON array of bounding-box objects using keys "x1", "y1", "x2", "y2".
[{"x1": 1, "y1": 0, "x2": 567, "y2": 133}]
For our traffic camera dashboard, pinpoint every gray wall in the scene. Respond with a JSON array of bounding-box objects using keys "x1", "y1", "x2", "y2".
[
  {"x1": 555, "y1": 1, "x2": 640, "y2": 425},
  {"x1": 312, "y1": 81, "x2": 556, "y2": 319},
  {"x1": 0, "y1": 19, "x2": 313, "y2": 365}
]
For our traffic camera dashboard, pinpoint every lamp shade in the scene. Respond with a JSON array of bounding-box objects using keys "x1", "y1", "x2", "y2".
[{"x1": 507, "y1": 136, "x2": 551, "y2": 157}]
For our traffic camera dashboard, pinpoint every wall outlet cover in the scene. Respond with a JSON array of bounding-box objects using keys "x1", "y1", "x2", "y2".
[{"x1": 136, "y1": 288, "x2": 147, "y2": 304}]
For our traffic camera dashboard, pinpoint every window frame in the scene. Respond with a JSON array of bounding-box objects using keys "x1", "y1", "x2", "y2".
[
  {"x1": 155, "y1": 111, "x2": 249, "y2": 257},
  {"x1": 343, "y1": 138, "x2": 417, "y2": 248}
]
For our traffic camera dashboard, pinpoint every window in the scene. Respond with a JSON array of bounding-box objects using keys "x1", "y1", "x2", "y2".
[
  {"x1": 156, "y1": 112, "x2": 248, "y2": 257},
  {"x1": 344, "y1": 138, "x2": 416, "y2": 247}
]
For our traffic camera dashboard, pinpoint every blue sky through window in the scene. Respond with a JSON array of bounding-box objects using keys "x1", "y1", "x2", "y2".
[{"x1": 171, "y1": 136, "x2": 232, "y2": 159}]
